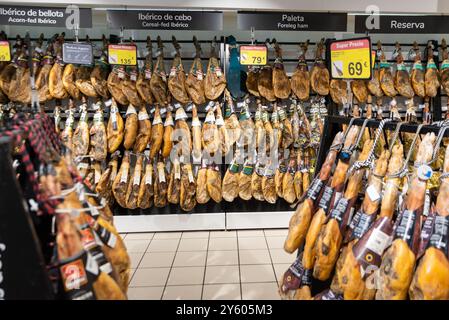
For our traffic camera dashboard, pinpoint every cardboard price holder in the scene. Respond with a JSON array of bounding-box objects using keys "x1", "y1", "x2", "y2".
[
  {"x1": 108, "y1": 44, "x2": 137, "y2": 66},
  {"x1": 240, "y1": 45, "x2": 267, "y2": 66},
  {"x1": 330, "y1": 37, "x2": 372, "y2": 80}
]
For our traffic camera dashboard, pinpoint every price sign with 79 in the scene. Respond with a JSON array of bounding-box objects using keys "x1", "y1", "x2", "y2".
[
  {"x1": 240, "y1": 45, "x2": 267, "y2": 66},
  {"x1": 330, "y1": 37, "x2": 372, "y2": 80}
]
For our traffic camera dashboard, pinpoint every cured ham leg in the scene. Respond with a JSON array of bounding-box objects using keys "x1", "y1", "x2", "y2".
[
  {"x1": 409, "y1": 141, "x2": 449, "y2": 300},
  {"x1": 411, "y1": 42, "x2": 426, "y2": 98},
  {"x1": 291, "y1": 41, "x2": 310, "y2": 101},
  {"x1": 310, "y1": 39, "x2": 329, "y2": 96},
  {"x1": 330, "y1": 149, "x2": 391, "y2": 300},
  {"x1": 376, "y1": 132, "x2": 436, "y2": 300},
  {"x1": 313, "y1": 139, "x2": 374, "y2": 281},
  {"x1": 393, "y1": 43, "x2": 414, "y2": 99},
  {"x1": 272, "y1": 40, "x2": 291, "y2": 99},
  {"x1": 424, "y1": 41, "x2": 440, "y2": 98},
  {"x1": 378, "y1": 42, "x2": 397, "y2": 97},
  {"x1": 284, "y1": 130, "x2": 347, "y2": 253}
]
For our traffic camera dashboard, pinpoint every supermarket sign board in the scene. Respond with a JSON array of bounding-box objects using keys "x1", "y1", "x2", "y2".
[
  {"x1": 330, "y1": 37, "x2": 372, "y2": 80},
  {"x1": 355, "y1": 15, "x2": 449, "y2": 34},
  {"x1": 0, "y1": 5, "x2": 92, "y2": 28},
  {"x1": 107, "y1": 10, "x2": 223, "y2": 30},
  {"x1": 237, "y1": 11, "x2": 347, "y2": 31}
]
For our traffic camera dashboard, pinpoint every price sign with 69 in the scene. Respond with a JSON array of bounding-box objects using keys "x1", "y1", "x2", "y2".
[{"x1": 330, "y1": 37, "x2": 372, "y2": 80}]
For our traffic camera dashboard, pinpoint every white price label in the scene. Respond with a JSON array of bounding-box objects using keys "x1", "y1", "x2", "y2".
[
  {"x1": 366, "y1": 228, "x2": 391, "y2": 256},
  {"x1": 366, "y1": 185, "x2": 381, "y2": 202},
  {"x1": 145, "y1": 172, "x2": 153, "y2": 185},
  {"x1": 138, "y1": 110, "x2": 149, "y2": 120},
  {"x1": 133, "y1": 171, "x2": 141, "y2": 185},
  {"x1": 120, "y1": 167, "x2": 129, "y2": 183}
]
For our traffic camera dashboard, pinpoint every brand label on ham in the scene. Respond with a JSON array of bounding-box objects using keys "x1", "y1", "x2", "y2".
[
  {"x1": 314, "y1": 289, "x2": 343, "y2": 300},
  {"x1": 429, "y1": 215, "x2": 449, "y2": 254},
  {"x1": 418, "y1": 208, "x2": 435, "y2": 258},
  {"x1": 280, "y1": 254, "x2": 308, "y2": 293},
  {"x1": 349, "y1": 210, "x2": 377, "y2": 240},
  {"x1": 318, "y1": 185, "x2": 334, "y2": 213},
  {"x1": 394, "y1": 209, "x2": 419, "y2": 249},
  {"x1": 353, "y1": 216, "x2": 394, "y2": 279},
  {"x1": 306, "y1": 177, "x2": 324, "y2": 201},
  {"x1": 59, "y1": 251, "x2": 98, "y2": 300}
]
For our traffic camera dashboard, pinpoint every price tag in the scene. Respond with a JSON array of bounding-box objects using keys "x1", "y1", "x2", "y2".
[
  {"x1": 240, "y1": 45, "x2": 267, "y2": 66},
  {"x1": 108, "y1": 44, "x2": 137, "y2": 66},
  {"x1": 0, "y1": 41, "x2": 11, "y2": 62},
  {"x1": 62, "y1": 42, "x2": 93, "y2": 65},
  {"x1": 330, "y1": 37, "x2": 372, "y2": 80}
]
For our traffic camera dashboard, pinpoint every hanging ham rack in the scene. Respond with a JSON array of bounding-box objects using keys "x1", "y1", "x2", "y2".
[
  {"x1": 314, "y1": 115, "x2": 449, "y2": 175},
  {"x1": 0, "y1": 127, "x2": 55, "y2": 299}
]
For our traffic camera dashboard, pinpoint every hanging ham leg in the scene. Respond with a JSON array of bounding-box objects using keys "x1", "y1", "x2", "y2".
[
  {"x1": 376, "y1": 132, "x2": 436, "y2": 300},
  {"x1": 313, "y1": 139, "x2": 374, "y2": 281},
  {"x1": 330, "y1": 149, "x2": 391, "y2": 300},
  {"x1": 409, "y1": 141, "x2": 449, "y2": 300},
  {"x1": 411, "y1": 42, "x2": 426, "y2": 98},
  {"x1": 291, "y1": 41, "x2": 310, "y2": 101},
  {"x1": 425, "y1": 41, "x2": 440, "y2": 98},
  {"x1": 284, "y1": 130, "x2": 347, "y2": 253}
]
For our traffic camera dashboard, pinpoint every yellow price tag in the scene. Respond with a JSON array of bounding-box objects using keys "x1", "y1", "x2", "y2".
[
  {"x1": 240, "y1": 45, "x2": 267, "y2": 66},
  {"x1": 330, "y1": 37, "x2": 372, "y2": 80},
  {"x1": 108, "y1": 44, "x2": 137, "y2": 66},
  {"x1": 0, "y1": 41, "x2": 11, "y2": 62}
]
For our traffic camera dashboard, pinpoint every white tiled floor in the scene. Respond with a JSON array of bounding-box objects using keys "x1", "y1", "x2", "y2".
[{"x1": 123, "y1": 228, "x2": 293, "y2": 300}]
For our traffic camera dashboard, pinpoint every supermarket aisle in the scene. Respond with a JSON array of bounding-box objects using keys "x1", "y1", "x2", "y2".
[{"x1": 121, "y1": 229, "x2": 296, "y2": 300}]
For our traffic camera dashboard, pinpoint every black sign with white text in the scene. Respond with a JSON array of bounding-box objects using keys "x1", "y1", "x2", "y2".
[
  {"x1": 62, "y1": 43, "x2": 93, "y2": 65},
  {"x1": 0, "y1": 5, "x2": 92, "y2": 28},
  {"x1": 107, "y1": 10, "x2": 223, "y2": 30},
  {"x1": 237, "y1": 11, "x2": 347, "y2": 31},
  {"x1": 355, "y1": 15, "x2": 449, "y2": 34}
]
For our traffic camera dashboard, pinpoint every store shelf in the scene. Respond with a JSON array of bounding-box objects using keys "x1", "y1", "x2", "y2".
[
  {"x1": 226, "y1": 210, "x2": 293, "y2": 230},
  {"x1": 115, "y1": 212, "x2": 226, "y2": 233},
  {"x1": 114, "y1": 209, "x2": 293, "y2": 232}
]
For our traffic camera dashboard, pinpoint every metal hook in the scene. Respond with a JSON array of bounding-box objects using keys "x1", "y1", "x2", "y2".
[
  {"x1": 395, "y1": 123, "x2": 425, "y2": 178},
  {"x1": 342, "y1": 117, "x2": 356, "y2": 141},
  {"x1": 388, "y1": 122, "x2": 404, "y2": 154},
  {"x1": 427, "y1": 124, "x2": 449, "y2": 165},
  {"x1": 351, "y1": 118, "x2": 370, "y2": 152}
]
